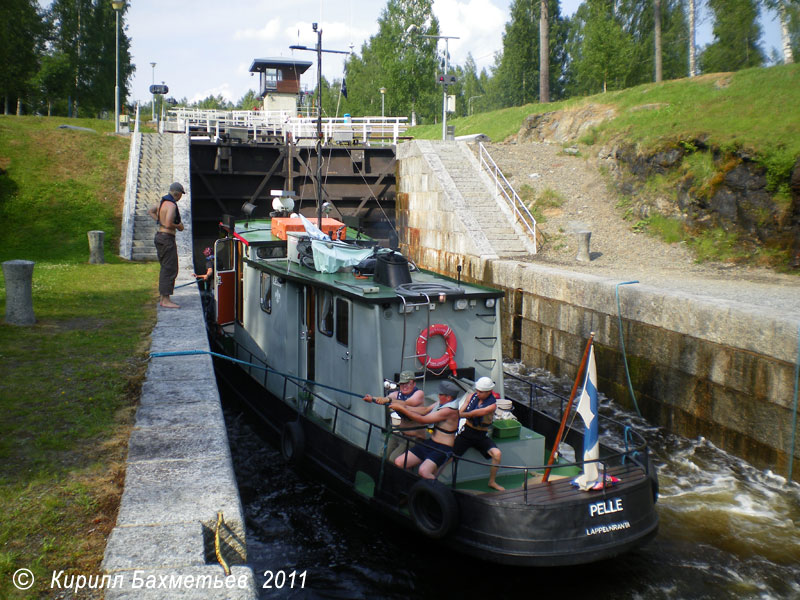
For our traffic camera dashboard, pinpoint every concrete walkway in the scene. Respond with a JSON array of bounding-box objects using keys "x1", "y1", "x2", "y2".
[{"x1": 106, "y1": 132, "x2": 257, "y2": 598}]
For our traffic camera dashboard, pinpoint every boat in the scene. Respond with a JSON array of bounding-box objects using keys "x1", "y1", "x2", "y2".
[{"x1": 197, "y1": 207, "x2": 660, "y2": 567}]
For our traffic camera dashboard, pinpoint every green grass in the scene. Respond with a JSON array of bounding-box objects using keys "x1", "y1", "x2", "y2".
[{"x1": 0, "y1": 115, "x2": 159, "y2": 598}]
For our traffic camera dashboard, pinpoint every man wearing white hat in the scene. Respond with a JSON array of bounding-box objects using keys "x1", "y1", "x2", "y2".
[{"x1": 454, "y1": 376, "x2": 504, "y2": 491}]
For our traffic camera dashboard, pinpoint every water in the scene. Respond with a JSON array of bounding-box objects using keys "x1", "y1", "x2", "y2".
[{"x1": 221, "y1": 364, "x2": 800, "y2": 600}]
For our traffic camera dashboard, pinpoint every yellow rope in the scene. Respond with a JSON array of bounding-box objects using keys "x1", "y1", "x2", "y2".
[{"x1": 214, "y1": 511, "x2": 231, "y2": 576}]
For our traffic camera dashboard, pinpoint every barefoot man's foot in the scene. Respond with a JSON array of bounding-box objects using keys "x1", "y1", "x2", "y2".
[
  {"x1": 489, "y1": 481, "x2": 505, "y2": 491},
  {"x1": 160, "y1": 300, "x2": 180, "y2": 308}
]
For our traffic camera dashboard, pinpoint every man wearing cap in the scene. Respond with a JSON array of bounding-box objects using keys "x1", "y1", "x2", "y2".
[
  {"x1": 363, "y1": 370, "x2": 426, "y2": 461},
  {"x1": 454, "y1": 376, "x2": 505, "y2": 491},
  {"x1": 390, "y1": 380, "x2": 462, "y2": 479},
  {"x1": 148, "y1": 182, "x2": 185, "y2": 308}
]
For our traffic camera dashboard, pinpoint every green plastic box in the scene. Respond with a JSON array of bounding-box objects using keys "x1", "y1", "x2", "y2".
[{"x1": 492, "y1": 419, "x2": 521, "y2": 439}]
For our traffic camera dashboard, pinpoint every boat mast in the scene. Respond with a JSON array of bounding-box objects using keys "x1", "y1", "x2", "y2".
[{"x1": 291, "y1": 24, "x2": 350, "y2": 228}]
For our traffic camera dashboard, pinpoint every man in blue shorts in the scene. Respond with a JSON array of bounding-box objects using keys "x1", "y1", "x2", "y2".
[
  {"x1": 454, "y1": 377, "x2": 505, "y2": 491},
  {"x1": 390, "y1": 380, "x2": 461, "y2": 480}
]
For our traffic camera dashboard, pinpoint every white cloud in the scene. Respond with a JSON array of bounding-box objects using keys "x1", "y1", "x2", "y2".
[{"x1": 233, "y1": 18, "x2": 282, "y2": 42}]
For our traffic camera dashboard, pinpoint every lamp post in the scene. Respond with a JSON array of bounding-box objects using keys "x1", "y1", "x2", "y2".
[
  {"x1": 380, "y1": 87, "x2": 386, "y2": 118},
  {"x1": 406, "y1": 25, "x2": 459, "y2": 141},
  {"x1": 150, "y1": 62, "x2": 156, "y2": 121},
  {"x1": 111, "y1": 1, "x2": 124, "y2": 133}
]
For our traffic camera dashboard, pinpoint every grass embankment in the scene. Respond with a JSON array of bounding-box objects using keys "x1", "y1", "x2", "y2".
[
  {"x1": 0, "y1": 116, "x2": 159, "y2": 599},
  {"x1": 409, "y1": 64, "x2": 800, "y2": 267}
]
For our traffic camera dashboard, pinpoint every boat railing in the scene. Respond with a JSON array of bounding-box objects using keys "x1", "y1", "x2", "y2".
[
  {"x1": 212, "y1": 344, "x2": 651, "y2": 503},
  {"x1": 477, "y1": 141, "x2": 538, "y2": 253}
]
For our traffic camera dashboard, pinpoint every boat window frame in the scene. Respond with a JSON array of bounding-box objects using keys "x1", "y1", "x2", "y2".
[
  {"x1": 259, "y1": 271, "x2": 272, "y2": 314},
  {"x1": 319, "y1": 290, "x2": 334, "y2": 337},
  {"x1": 335, "y1": 297, "x2": 349, "y2": 347}
]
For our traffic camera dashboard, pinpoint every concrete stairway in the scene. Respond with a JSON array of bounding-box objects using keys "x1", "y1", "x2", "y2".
[
  {"x1": 128, "y1": 133, "x2": 176, "y2": 261},
  {"x1": 427, "y1": 142, "x2": 535, "y2": 259}
]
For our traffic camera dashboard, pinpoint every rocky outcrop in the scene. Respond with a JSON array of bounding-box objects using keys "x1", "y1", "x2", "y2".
[
  {"x1": 517, "y1": 104, "x2": 799, "y2": 267},
  {"x1": 516, "y1": 104, "x2": 617, "y2": 144}
]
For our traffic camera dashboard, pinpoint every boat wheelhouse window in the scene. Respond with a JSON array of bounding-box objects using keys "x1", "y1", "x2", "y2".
[
  {"x1": 259, "y1": 272, "x2": 272, "y2": 313},
  {"x1": 319, "y1": 291, "x2": 334, "y2": 337},
  {"x1": 335, "y1": 298, "x2": 349, "y2": 346}
]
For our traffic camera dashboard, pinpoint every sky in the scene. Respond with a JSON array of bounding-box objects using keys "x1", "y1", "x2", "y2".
[{"x1": 46, "y1": 0, "x2": 788, "y2": 107}]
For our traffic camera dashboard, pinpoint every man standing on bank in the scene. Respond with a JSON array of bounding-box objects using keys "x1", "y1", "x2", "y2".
[
  {"x1": 148, "y1": 182, "x2": 185, "y2": 308},
  {"x1": 454, "y1": 376, "x2": 505, "y2": 491}
]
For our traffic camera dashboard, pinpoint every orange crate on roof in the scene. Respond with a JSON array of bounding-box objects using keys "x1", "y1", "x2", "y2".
[{"x1": 271, "y1": 217, "x2": 346, "y2": 241}]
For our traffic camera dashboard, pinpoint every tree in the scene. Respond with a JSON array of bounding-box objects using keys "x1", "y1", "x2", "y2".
[
  {"x1": 540, "y1": 0, "x2": 550, "y2": 102},
  {"x1": 614, "y1": 0, "x2": 687, "y2": 85},
  {"x1": 700, "y1": 0, "x2": 765, "y2": 73},
  {"x1": 45, "y1": 0, "x2": 133, "y2": 117},
  {"x1": 0, "y1": 0, "x2": 44, "y2": 114},
  {"x1": 689, "y1": 0, "x2": 697, "y2": 76},
  {"x1": 490, "y1": 0, "x2": 567, "y2": 108},
  {"x1": 338, "y1": 0, "x2": 440, "y2": 122},
  {"x1": 569, "y1": 0, "x2": 635, "y2": 94},
  {"x1": 236, "y1": 89, "x2": 260, "y2": 111}
]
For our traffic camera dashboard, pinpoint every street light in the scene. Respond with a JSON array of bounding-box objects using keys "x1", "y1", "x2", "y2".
[
  {"x1": 111, "y1": 1, "x2": 124, "y2": 133},
  {"x1": 379, "y1": 87, "x2": 386, "y2": 118},
  {"x1": 150, "y1": 62, "x2": 156, "y2": 121},
  {"x1": 406, "y1": 24, "x2": 459, "y2": 141}
]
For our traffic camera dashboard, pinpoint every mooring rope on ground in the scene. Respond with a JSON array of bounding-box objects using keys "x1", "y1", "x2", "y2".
[{"x1": 214, "y1": 511, "x2": 231, "y2": 576}]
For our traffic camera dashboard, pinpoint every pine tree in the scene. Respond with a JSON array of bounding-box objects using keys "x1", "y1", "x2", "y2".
[
  {"x1": 0, "y1": 0, "x2": 44, "y2": 114},
  {"x1": 700, "y1": 0, "x2": 765, "y2": 72}
]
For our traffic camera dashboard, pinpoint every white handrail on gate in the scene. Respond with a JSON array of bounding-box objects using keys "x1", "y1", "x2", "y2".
[{"x1": 477, "y1": 141, "x2": 537, "y2": 254}]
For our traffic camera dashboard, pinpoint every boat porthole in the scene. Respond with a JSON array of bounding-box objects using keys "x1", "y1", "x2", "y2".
[
  {"x1": 280, "y1": 421, "x2": 305, "y2": 464},
  {"x1": 408, "y1": 480, "x2": 458, "y2": 539},
  {"x1": 383, "y1": 309, "x2": 393, "y2": 320}
]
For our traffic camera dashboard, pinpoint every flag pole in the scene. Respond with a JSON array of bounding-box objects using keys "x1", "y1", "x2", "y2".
[{"x1": 543, "y1": 333, "x2": 595, "y2": 483}]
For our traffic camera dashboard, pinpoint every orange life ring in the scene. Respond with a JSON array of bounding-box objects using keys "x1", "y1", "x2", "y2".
[{"x1": 417, "y1": 324, "x2": 458, "y2": 373}]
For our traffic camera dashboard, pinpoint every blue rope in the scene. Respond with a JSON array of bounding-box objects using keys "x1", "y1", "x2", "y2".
[
  {"x1": 149, "y1": 349, "x2": 365, "y2": 399},
  {"x1": 616, "y1": 281, "x2": 641, "y2": 417},
  {"x1": 789, "y1": 322, "x2": 800, "y2": 483}
]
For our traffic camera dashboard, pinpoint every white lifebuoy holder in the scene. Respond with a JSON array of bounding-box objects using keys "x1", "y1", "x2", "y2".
[{"x1": 416, "y1": 323, "x2": 458, "y2": 374}]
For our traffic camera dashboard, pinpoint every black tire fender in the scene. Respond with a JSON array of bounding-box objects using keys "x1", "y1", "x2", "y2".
[
  {"x1": 408, "y1": 480, "x2": 459, "y2": 539},
  {"x1": 648, "y1": 456, "x2": 659, "y2": 503},
  {"x1": 281, "y1": 421, "x2": 305, "y2": 464}
]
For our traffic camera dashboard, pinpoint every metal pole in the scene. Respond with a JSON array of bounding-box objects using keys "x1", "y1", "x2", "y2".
[
  {"x1": 150, "y1": 62, "x2": 156, "y2": 121},
  {"x1": 442, "y1": 38, "x2": 448, "y2": 141},
  {"x1": 114, "y1": 8, "x2": 120, "y2": 133},
  {"x1": 316, "y1": 27, "x2": 323, "y2": 229}
]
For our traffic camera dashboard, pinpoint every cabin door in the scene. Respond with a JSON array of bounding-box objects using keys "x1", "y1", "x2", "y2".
[
  {"x1": 314, "y1": 292, "x2": 352, "y2": 409},
  {"x1": 214, "y1": 238, "x2": 236, "y2": 325}
]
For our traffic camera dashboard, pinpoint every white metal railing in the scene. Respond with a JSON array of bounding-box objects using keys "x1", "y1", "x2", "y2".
[
  {"x1": 166, "y1": 108, "x2": 409, "y2": 146},
  {"x1": 477, "y1": 141, "x2": 538, "y2": 253}
]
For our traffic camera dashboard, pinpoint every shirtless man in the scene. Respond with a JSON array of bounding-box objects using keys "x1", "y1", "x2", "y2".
[
  {"x1": 391, "y1": 380, "x2": 461, "y2": 480},
  {"x1": 363, "y1": 370, "x2": 427, "y2": 461},
  {"x1": 147, "y1": 182, "x2": 185, "y2": 308}
]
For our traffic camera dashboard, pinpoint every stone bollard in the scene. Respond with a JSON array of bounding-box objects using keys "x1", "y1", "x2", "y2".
[
  {"x1": 2, "y1": 260, "x2": 35, "y2": 325},
  {"x1": 88, "y1": 230, "x2": 105, "y2": 264},
  {"x1": 576, "y1": 230, "x2": 592, "y2": 262}
]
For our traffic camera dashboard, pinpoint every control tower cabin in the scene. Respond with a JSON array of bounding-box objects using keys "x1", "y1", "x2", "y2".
[{"x1": 249, "y1": 57, "x2": 313, "y2": 113}]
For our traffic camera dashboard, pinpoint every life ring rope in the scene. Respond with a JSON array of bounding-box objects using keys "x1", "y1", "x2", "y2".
[{"x1": 417, "y1": 323, "x2": 458, "y2": 373}]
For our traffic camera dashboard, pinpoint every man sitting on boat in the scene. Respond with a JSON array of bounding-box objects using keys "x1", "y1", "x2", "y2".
[
  {"x1": 454, "y1": 377, "x2": 505, "y2": 491},
  {"x1": 389, "y1": 380, "x2": 461, "y2": 480},
  {"x1": 362, "y1": 370, "x2": 427, "y2": 461}
]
